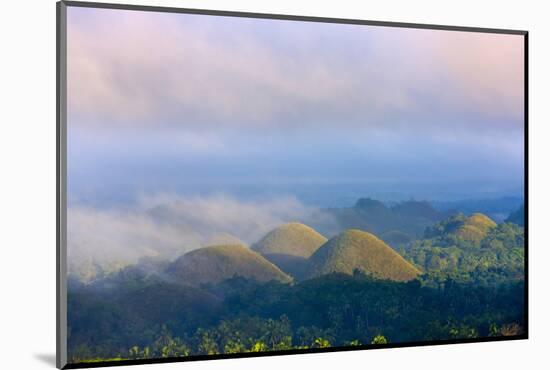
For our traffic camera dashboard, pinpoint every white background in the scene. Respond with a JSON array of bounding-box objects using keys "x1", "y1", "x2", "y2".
[{"x1": 1, "y1": 0, "x2": 548, "y2": 369}]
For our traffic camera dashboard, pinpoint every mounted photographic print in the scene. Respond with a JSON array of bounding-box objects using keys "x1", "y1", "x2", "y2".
[{"x1": 56, "y1": 1, "x2": 528, "y2": 368}]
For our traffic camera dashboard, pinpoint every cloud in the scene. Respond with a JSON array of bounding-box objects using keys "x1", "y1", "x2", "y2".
[
  {"x1": 67, "y1": 194, "x2": 337, "y2": 278},
  {"x1": 67, "y1": 7, "x2": 524, "y2": 132},
  {"x1": 67, "y1": 204, "x2": 200, "y2": 270},
  {"x1": 425, "y1": 30, "x2": 524, "y2": 122},
  {"x1": 64, "y1": 8, "x2": 525, "y2": 254}
]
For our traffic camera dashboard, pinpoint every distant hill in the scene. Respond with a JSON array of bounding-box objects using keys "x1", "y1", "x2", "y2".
[
  {"x1": 432, "y1": 196, "x2": 524, "y2": 223},
  {"x1": 506, "y1": 204, "x2": 525, "y2": 226},
  {"x1": 252, "y1": 223, "x2": 327, "y2": 257},
  {"x1": 324, "y1": 198, "x2": 453, "y2": 241},
  {"x1": 380, "y1": 230, "x2": 414, "y2": 246},
  {"x1": 355, "y1": 198, "x2": 389, "y2": 213},
  {"x1": 168, "y1": 244, "x2": 292, "y2": 286},
  {"x1": 308, "y1": 229, "x2": 421, "y2": 281},
  {"x1": 465, "y1": 213, "x2": 498, "y2": 231},
  {"x1": 251, "y1": 223, "x2": 327, "y2": 281},
  {"x1": 392, "y1": 200, "x2": 447, "y2": 221},
  {"x1": 68, "y1": 259, "x2": 130, "y2": 284},
  {"x1": 425, "y1": 212, "x2": 497, "y2": 244}
]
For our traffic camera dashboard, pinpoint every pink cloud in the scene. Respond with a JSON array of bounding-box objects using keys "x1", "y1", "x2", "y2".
[
  {"x1": 427, "y1": 30, "x2": 524, "y2": 120},
  {"x1": 67, "y1": 7, "x2": 524, "y2": 132}
]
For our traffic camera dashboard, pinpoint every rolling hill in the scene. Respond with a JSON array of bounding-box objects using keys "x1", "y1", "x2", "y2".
[
  {"x1": 168, "y1": 244, "x2": 292, "y2": 285},
  {"x1": 252, "y1": 223, "x2": 327, "y2": 258},
  {"x1": 308, "y1": 229, "x2": 421, "y2": 281},
  {"x1": 251, "y1": 223, "x2": 327, "y2": 280},
  {"x1": 455, "y1": 213, "x2": 497, "y2": 243}
]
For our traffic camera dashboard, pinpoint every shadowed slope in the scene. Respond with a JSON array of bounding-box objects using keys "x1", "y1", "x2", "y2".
[
  {"x1": 506, "y1": 204, "x2": 525, "y2": 226},
  {"x1": 260, "y1": 253, "x2": 311, "y2": 281},
  {"x1": 309, "y1": 229, "x2": 421, "y2": 281}
]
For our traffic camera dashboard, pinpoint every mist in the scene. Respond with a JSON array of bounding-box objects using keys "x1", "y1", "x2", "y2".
[{"x1": 67, "y1": 194, "x2": 337, "y2": 280}]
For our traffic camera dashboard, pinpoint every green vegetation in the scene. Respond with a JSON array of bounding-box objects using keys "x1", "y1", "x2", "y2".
[
  {"x1": 309, "y1": 230, "x2": 420, "y2": 281},
  {"x1": 67, "y1": 206, "x2": 525, "y2": 365},
  {"x1": 68, "y1": 273, "x2": 524, "y2": 363},
  {"x1": 371, "y1": 335, "x2": 388, "y2": 344},
  {"x1": 403, "y1": 215, "x2": 524, "y2": 285},
  {"x1": 168, "y1": 244, "x2": 292, "y2": 285},
  {"x1": 380, "y1": 230, "x2": 414, "y2": 246}
]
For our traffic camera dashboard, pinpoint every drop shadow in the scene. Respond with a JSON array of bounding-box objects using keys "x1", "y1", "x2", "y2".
[{"x1": 34, "y1": 353, "x2": 56, "y2": 367}]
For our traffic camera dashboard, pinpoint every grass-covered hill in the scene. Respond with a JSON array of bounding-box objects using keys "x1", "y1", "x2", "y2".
[
  {"x1": 168, "y1": 244, "x2": 292, "y2": 286},
  {"x1": 455, "y1": 213, "x2": 497, "y2": 243},
  {"x1": 251, "y1": 223, "x2": 327, "y2": 280},
  {"x1": 425, "y1": 213, "x2": 497, "y2": 243},
  {"x1": 308, "y1": 229, "x2": 421, "y2": 281},
  {"x1": 252, "y1": 222, "x2": 327, "y2": 258}
]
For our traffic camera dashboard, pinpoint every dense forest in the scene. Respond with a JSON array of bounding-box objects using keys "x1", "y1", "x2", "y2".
[{"x1": 67, "y1": 200, "x2": 525, "y2": 364}]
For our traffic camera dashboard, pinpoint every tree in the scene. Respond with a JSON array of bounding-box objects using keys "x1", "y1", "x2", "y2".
[
  {"x1": 250, "y1": 341, "x2": 268, "y2": 352},
  {"x1": 313, "y1": 338, "x2": 331, "y2": 348},
  {"x1": 371, "y1": 335, "x2": 388, "y2": 344},
  {"x1": 196, "y1": 329, "x2": 219, "y2": 355},
  {"x1": 128, "y1": 346, "x2": 150, "y2": 359},
  {"x1": 263, "y1": 316, "x2": 293, "y2": 350}
]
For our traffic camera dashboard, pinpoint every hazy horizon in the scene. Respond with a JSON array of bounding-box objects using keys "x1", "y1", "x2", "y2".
[
  {"x1": 67, "y1": 7, "x2": 524, "y2": 210},
  {"x1": 66, "y1": 7, "x2": 525, "y2": 270}
]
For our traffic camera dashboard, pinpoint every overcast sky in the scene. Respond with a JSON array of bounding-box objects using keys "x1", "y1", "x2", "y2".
[{"x1": 66, "y1": 7, "x2": 525, "y2": 207}]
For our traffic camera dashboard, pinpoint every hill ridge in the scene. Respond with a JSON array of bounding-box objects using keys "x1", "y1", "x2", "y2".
[{"x1": 309, "y1": 229, "x2": 420, "y2": 281}]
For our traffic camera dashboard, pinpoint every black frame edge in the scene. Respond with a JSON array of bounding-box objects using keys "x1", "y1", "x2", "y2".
[
  {"x1": 61, "y1": 0, "x2": 527, "y2": 35},
  {"x1": 57, "y1": 1, "x2": 68, "y2": 369},
  {"x1": 523, "y1": 32, "x2": 529, "y2": 338}
]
